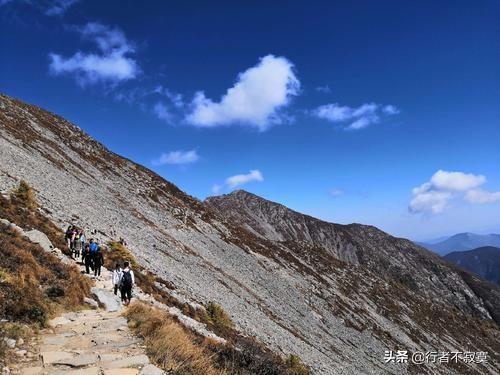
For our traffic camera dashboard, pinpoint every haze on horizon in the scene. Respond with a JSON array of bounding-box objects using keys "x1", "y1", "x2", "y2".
[{"x1": 1, "y1": 0, "x2": 499, "y2": 240}]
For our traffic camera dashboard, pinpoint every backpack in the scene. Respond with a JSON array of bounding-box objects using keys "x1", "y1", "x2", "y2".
[
  {"x1": 89, "y1": 242, "x2": 98, "y2": 253},
  {"x1": 121, "y1": 270, "x2": 132, "y2": 288}
]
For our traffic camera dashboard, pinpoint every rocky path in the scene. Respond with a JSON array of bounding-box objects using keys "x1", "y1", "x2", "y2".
[
  {"x1": 2, "y1": 218, "x2": 225, "y2": 375},
  {"x1": 15, "y1": 254, "x2": 164, "y2": 375}
]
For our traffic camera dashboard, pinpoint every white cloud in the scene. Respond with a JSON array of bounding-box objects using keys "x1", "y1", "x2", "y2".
[
  {"x1": 226, "y1": 170, "x2": 264, "y2": 188},
  {"x1": 152, "y1": 150, "x2": 199, "y2": 166},
  {"x1": 1, "y1": 0, "x2": 79, "y2": 15},
  {"x1": 45, "y1": 0, "x2": 79, "y2": 16},
  {"x1": 409, "y1": 190, "x2": 453, "y2": 214},
  {"x1": 313, "y1": 102, "x2": 399, "y2": 130},
  {"x1": 153, "y1": 102, "x2": 172, "y2": 122},
  {"x1": 409, "y1": 170, "x2": 500, "y2": 214},
  {"x1": 154, "y1": 85, "x2": 184, "y2": 108},
  {"x1": 316, "y1": 85, "x2": 331, "y2": 94},
  {"x1": 210, "y1": 169, "x2": 264, "y2": 195},
  {"x1": 186, "y1": 55, "x2": 299, "y2": 130},
  {"x1": 330, "y1": 188, "x2": 344, "y2": 197},
  {"x1": 429, "y1": 170, "x2": 485, "y2": 192},
  {"x1": 49, "y1": 22, "x2": 139, "y2": 86},
  {"x1": 382, "y1": 104, "x2": 400, "y2": 115},
  {"x1": 465, "y1": 189, "x2": 500, "y2": 204}
]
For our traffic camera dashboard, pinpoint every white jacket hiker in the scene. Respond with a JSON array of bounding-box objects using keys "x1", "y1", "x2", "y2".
[{"x1": 112, "y1": 266, "x2": 122, "y2": 295}]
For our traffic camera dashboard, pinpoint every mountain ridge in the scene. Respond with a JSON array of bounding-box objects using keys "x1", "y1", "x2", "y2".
[
  {"x1": 419, "y1": 232, "x2": 500, "y2": 256},
  {"x1": 444, "y1": 246, "x2": 500, "y2": 285}
]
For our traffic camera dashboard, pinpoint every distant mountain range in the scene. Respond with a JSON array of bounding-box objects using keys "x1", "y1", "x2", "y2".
[
  {"x1": 445, "y1": 247, "x2": 500, "y2": 285},
  {"x1": 417, "y1": 233, "x2": 500, "y2": 256}
]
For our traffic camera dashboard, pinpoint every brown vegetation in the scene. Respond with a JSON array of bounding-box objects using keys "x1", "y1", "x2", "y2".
[
  {"x1": 0, "y1": 224, "x2": 91, "y2": 325},
  {"x1": 0, "y1": 183, "x2": 67, "y2": 253},
  {"x1": 124, "y1": 302, "x2": 224, "y2": 375},
  {"x1": 9, "y1": 180, "x2": 37, "y2": 212},
  {"x1": 125, "y1": 302, "x2": 310, "y2": 375},
  {"x1": 203, "y1": 301, "x2": 234, "y2": 336}
]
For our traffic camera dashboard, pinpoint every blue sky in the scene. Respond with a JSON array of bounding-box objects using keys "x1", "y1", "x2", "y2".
[{"x1": 1, "y1": 0, "x2": 499, "y2": 240}]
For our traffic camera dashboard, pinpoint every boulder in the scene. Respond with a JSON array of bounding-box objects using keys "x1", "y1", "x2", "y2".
[
  {"x1": 91, "y1": 287, "x2": 121, "y2": 312},
  {"x1": 84, "y1": 297, "x2": 99, "y2": 309},
  {"x1": 23, "y1": 229, "x2": 53, "y2": 252}
]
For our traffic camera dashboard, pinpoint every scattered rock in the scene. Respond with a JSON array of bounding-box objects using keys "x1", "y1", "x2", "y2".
[
  {"x1": 15, "y1": 350, "x2": 27, "y2": 356},
  {"x1": 139, "y1": 364, "x2": 164, "y2": 375},
  {"x1": 4, "y1": 338, "x2": 16, "y2": 349},
  {"x1": 83, "y1": 297, "x2": 98, "y2": 309},
  {"x1": 48, "y1": 316, "x2": 72, "y2": 328}
]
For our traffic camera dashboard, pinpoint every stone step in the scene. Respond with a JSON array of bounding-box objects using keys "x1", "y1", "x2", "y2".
[
  {"x1": 50, "y1": 367, "x2": 100, "y2": 375},
  {"x1": 51, "y1": 354, "x2": 99, "y2": 368},
  {"x1": 101, "y1": 354, "x2": 150, "y2": 369},
  {"x1": 40, "y1": 351, "x2": 74, "y2": 365}
]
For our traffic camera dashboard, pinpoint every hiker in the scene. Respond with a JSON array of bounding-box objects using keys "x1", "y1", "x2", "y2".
[
  {"x1": 73, "y1": 229, "x2": 83, "y2": 259},
  {"x1": 79, "y1": 230, "x2": 86, "y2": 260},
  {"x1": 112, "y1": 263, "x2": 122, "y2": 295},
  {"x1": 93, "y1": 246, "x2": 104, "y2": 279},
  {"x1": 65, "y1": 225, "x2": 73, "y2": 250},
  {"x1": 120, "y1": 261, "x2": 135, "y2": 306},
  {"x1": 70, "y1": 226, "x2": 78, "y2": 252},
  {"x1": 82, "y1": 246, "x2": 92, "y2": 274},
  {"x1": 88, "y1": 239, "x2": 98, "y2": 270}
]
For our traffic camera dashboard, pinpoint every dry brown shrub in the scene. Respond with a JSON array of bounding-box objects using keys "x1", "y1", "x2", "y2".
[{"x1": 0, "y1": 223, "x2": 91, "y2": 326}]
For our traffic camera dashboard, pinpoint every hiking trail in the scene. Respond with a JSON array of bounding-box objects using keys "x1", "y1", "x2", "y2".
[
  {"x1": 16, "y1": 251, "x2": 164, "y2": 375},
  {"x1": 3, "y1": 218, "x2": 226, "y2": 375}
]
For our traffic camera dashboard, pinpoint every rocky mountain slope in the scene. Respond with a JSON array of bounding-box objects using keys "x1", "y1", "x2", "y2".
[
  {"x1": 419, "y1": 233, "x2": 500, "y2": 256},
  {"x1": 1, "y1": 93, "x2": 499, "y2": 374},
  {"x1": 206, "y1": 190, "x2": 500, "y2": 323},
  {"x1": 445, "y1": 247, "x2": 500, "y2": 285}
]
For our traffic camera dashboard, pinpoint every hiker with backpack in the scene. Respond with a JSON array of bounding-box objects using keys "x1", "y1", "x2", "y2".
[
  {"x1": 93, "y1": 246, "x2": 104, "y2": 279},
  {"x1": 82, "y1": 246, "x2": 92, "y2": 274},
  {"x1": 112, "y1": 263, "x2": 122, "y2": 295},
  {"x1": 88, "y1": 239, "x2": 98, "y2": 270},
  {"x1": 120, "y1": 261, "x2": 135, "y2": 306}
]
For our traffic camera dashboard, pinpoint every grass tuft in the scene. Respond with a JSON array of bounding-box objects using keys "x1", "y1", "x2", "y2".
[
  {"x1": 204, "y1": 302, "x2": 234, "y2": 334},
  {"x1": 9, "y1": 180, "x2": 37, "y2": 212},
  {"x1": 285, "y1": 354, "x2": 309, "y2": 375}
]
